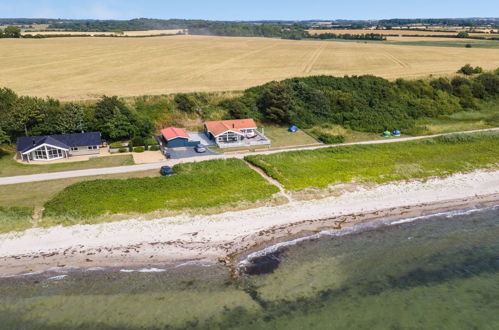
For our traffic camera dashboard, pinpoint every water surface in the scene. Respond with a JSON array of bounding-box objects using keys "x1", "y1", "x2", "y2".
[{"x1": 0, "y1": 206, "x2": 498, "y2": 329}]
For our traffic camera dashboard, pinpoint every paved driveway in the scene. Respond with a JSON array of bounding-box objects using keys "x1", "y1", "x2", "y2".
[
  {"x1": 168, "y1": 147, "x2": 219, "y2": 159},
  {"x1": 188, "y1": 132, "x2": 216, "y2": 146}
]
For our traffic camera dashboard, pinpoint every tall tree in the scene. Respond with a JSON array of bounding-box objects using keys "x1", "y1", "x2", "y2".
[
  {"x1": 11, "y1": 97, "x2": 46, "y2": 136},
  {"x1": 3, "y1": 26, "x2": 21, "y2": 38},
  {"x1": 0, "y1": 128, "x2": 9, "y2": 144}
]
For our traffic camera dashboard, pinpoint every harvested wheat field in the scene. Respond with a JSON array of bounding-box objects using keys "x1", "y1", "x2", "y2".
[
  {"x1": 21, "y1": 29, "x2": 185, "y2": 36},
  {"x1": 307, "y1": 29, "x2": 462, "y2": 36},
  {"x1": 1, "y1": 35, "x2": 499, "y2": 100}
]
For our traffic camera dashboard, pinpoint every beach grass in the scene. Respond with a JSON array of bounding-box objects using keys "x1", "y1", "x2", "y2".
[
  {"x1": 0, "y1": 206, "x2": 34, "y2": 233},
  {"x1": 245, "y1": 132, "x2": 499, "y2": 191},
  {"x1": 42, "y1": 159, "x2": 279, "y2": 224},
  {"x1": 0, "y1": 149, "x2": 134, "y2": 177}
]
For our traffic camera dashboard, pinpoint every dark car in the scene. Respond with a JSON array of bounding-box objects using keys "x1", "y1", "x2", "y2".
[
  {"x1": 194, "y1": 144, "x2": 207, "y2": 153},
  {"x1": 160, "y1": 166, "x2": 175, "y2": 176}
]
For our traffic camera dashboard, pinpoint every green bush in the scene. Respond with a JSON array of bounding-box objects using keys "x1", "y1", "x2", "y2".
[
  {"x1": 316, "y1": 133, "x2": 345, "y2": 144},
  {"x1": 436, "y1": 133, "x2": 476, "y2": 144},
  {"x1": 109, "y1": 142, "x2": 123, "y2": 148},
  {"x1": 150, "y1": 145, "x2": 160, "y2": 151},
  {"x1": 134, "y1": 146, "x2": 145, "y2": 153},
  {"x1": 144, "y1": 138, "x2": 157, "y2": 146},
  {"x1": 131, "y1": 136, "x2": 144, "y2": 147},
  {"x1": 118, "y1": 148, "x2": 127, "y2": 153}
]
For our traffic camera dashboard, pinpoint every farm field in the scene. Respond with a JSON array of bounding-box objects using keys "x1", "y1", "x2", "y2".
[
  {"x1": 2, "y1": 35, "x2": 499, "y2": 100},
  {"x1": 308, "y1": 29, "x2": 499, "y2": 38},
  {"x1": 21, "y1": 29, "x2": 184, "y2": 36},
  {"x1": 245, "y1": 132, "x2": 499, "y2": 191}
]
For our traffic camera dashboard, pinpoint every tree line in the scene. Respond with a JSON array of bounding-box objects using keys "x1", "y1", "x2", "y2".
[
  {"x1": 1, "y1": 68, "x2": 498, "y2": 145},
  {"x1": 0, "y1": 91, "x2": 152, "y2": 144},
  {"x1": 308, "y1": 33, "x2": 386, "y2": 41},
  {"x1": 217, "y1": 69, "x2": 499, "y2": 133}
]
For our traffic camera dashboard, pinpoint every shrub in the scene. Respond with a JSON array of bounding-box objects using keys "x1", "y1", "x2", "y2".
[
  {"x1": 150, "y1": 145, "x2": 160, "y2": 151},
  {"x1": 316, "y1": 133, "x2": 345, "y2": 144},
  {"x1": 134, "y1": 146, "x2": 145, "y2": 153},
  {"x1": 109, "y1": 142, "x2": 122, "y2": 148},
  {"x1": 131, "y1": 136, "x2": 144, "y2": 147},
  {"x1": 436, "y1": 133, "x2": 476, "y2": 144},
  {"x1": 458, "y1": 64, "x2": 475, "y2": 75},
  {"x1": 118, "y1": 148, "x2": 127, "y2": 153},
  {"x1": 144, "y1": 137, "x2": 157, "y2": 146}
]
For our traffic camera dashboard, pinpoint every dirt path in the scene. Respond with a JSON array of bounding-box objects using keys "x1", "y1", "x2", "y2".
[
  {"x1": 243, "y1": 160, "x2": 293, "y2": 202},
  {"x1": 0, "y1": 127, "x2": 497, "y2": 186}
]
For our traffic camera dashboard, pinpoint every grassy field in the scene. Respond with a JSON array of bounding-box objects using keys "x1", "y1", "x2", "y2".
[
  {"x1": 2, "y1": 35, "x2": 499, "y2": 100},
  {"x1": 0, "y1": 149, "x2": 134, "y2": 177},
  {"x1": 42, "y1": 159, "x2": 279, "y2": 225},
  {"x1": 0, "y1": 170, "x2": 161, "y2": 233},
  {"x1": 414, "y1": 102, "x2": 499, "y2": 135},
  {"x1": 263, "y1": 127, "x2": 319, "y2": 147},
  {"x1": 245, "y1": 132, "x2": 499, "y2": 191}
]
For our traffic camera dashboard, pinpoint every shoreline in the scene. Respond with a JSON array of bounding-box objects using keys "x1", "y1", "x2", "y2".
[{"x1": 1, "y1": 170, "x2": 498, "y2": 277}]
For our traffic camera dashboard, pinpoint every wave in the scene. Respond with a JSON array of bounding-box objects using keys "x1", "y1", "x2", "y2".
[{"x1": 237, "y1": 204, "x2": 499, "y2": 273}]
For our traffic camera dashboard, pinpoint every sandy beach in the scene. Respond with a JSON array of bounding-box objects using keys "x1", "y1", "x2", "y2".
[{"x1": 1, "y1": 170, "x2": 498, "y2": 277}]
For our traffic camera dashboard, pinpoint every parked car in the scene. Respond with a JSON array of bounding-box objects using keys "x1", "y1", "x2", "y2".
[
  {"x1": 194, "y1": 144, "x2": 207, "y2": 153},
  {"x1": 160, "y1": 166, "x2": 175, "y2": 176}
]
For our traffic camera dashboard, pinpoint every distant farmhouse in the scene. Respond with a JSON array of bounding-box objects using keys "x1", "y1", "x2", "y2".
[
  {"x1": 204, "y1": 119, "x2": 270, "y2": 148},
  {"x1": 16, "y1": 132, "x2": 102, "y2": 162}
]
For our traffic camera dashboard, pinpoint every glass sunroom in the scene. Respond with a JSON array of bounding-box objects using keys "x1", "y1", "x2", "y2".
[{"x1": 22, "y1": 144, "x2": 69, "y2": 162}]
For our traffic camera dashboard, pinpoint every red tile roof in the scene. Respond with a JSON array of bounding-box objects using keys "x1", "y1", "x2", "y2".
[
  {"x1": 204, "y1": 119, "x2": 257, "y2": 137},
  {"x1": 161, "y1": 127, "x2": 189, "y2": 141}
]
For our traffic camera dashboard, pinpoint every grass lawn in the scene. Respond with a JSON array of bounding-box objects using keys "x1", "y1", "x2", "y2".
[
  {"x1": 263, "y1": 126, "x2": 319, "y2": 147},
  {"x1": 305, "y1": 125, "x2": 385, "y2": 143},
  {"x1": 0, "y1": 148, "x2": 134, "y2": 177},
  {"x1": 245, "y1": 132, "x2": 499, "y2": 191},
  {"x1": 415, "y1": 102, "x2": 499, "y2": 135},
  {"x1": 42, "y1": 159, "x2": 279, "y2": 225},
  {"x1": 0, "y1": 170, "x2": 160, "y2": 233}
]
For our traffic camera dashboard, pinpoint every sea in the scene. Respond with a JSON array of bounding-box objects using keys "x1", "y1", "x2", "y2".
[{"x1": 0, "y1": 205, "x2": 498, "y2": 329}]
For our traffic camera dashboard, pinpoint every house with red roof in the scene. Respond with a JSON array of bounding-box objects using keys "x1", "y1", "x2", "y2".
[
  {"x1": 204, "y1": 119, "x2": 270, "y2": 148},
  {"x1": 161, "y1": 127, "x2": 199, "y2": 148}
]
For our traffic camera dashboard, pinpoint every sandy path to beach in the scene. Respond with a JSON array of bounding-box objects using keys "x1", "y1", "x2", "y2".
[{"x1": 0, "y1": 170, "x2": 498, "y2": 276}]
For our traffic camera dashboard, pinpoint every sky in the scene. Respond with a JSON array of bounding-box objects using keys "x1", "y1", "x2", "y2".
[{"x1": 0, "y1": 0, "x2": 497, "y2": 21}]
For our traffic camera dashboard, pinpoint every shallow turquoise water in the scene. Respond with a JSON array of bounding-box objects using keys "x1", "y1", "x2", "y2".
[{"x1": 0, "y1": 206, "x2": 498, "y2": 329}]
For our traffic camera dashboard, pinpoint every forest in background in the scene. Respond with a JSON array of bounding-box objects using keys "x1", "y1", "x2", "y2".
[{"x1": 0, "y1": 68, "x2": 498, "y2": 145}]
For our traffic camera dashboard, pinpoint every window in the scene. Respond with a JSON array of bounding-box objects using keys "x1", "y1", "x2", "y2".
[
  {"x1": 33, "y1": 145, "x2": 64, "y2": 160},
  {"x1": 34, "y1": 148, "x2": 47, "y2": 160},
  {"x1": 71, "y1": 147, "x2": 79, "y2": 151},
  {"x1": 88, "y1": 145, "x2": 98, "y2": 150}
]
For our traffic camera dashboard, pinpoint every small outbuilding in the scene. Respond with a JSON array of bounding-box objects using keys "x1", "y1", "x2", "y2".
[
  {"x1": 161, "y1": 127, "x2": 200, "y2": 148},
  {"x1": 288, "y1": 126, "x2": 299, "y2": 133}
]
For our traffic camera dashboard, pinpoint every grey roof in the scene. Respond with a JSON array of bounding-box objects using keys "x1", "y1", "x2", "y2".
[{"x1": 16, "y1": 132, "x2": 101, "y2": 153}]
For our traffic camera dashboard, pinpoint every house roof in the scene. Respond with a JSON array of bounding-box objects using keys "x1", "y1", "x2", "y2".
[
  {"x1": 16, "y1": 132, "x2": 101, "y2": 153},
  {"x1": 204, "y1": 119, "x2": 257, "y2": 137},
  {"x1": 161, "y1": 127, "x2": 189, "y2": 141}
]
